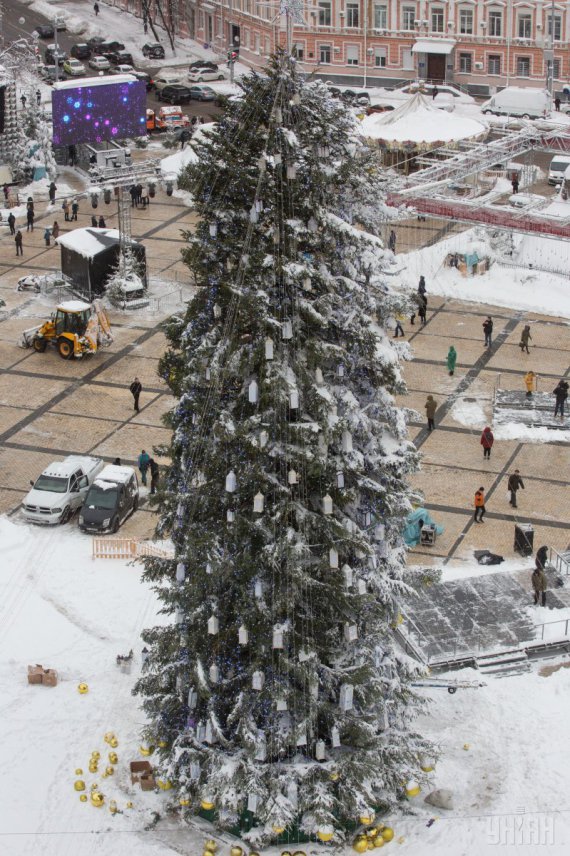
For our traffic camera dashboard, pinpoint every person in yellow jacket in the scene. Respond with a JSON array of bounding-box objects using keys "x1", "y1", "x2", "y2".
[
  {"x1": 524, "y1": 370, "x2": 536, "y2": 398},
  {"x1": 474, "y1": 487, "x2": 486, "y2": 523}
]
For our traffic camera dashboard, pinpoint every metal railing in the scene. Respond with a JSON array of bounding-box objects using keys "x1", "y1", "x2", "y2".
[
  {"x1": 549, "y1": 548, "x2": 570, "y2": 576},
  {"x1": 534, "y1": 617, "x2": 570, "y2": 641}
]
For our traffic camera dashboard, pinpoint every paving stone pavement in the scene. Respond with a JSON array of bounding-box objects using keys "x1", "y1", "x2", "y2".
[{"x1": 0, "y1": 185, "x2": 568, "y2": 560}]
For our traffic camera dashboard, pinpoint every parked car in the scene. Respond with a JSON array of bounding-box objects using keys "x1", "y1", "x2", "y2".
[
  {"x1": 70, "y1": 43, "x2": 91, "y2": 60},
  {"x1": 45, "y1": 44, "x2": 67, "y2": 65},
  {"x1": 79, "y1": 465, "x2": 139, "y2": 533},
  {"x1": 159, "y1": 83, "x2": 193, "y2": 105},
  {"x1": 341, "y1": 89, "x2": 370, "y2": 105},
  {"x1": 107, "y1": 50, "x2": 134, "y2": 66},
  {"x1": 131, "y1": 70, "x2": 153, "y2": 90},
  {"x1": 34, "y1": 24, "x2": 55, "y2": 39},
  {"x1": 63, "y1": 58, "x2": 87, "y2": 76},
  {"x1": 189, "y1": 59, "x2": 219, "y2": 71},
  {"x1": 38, "y1": 65, "x2": 68, "y2": 84},
  {"x1": 188, "y1": 67, "x2": 227, "y2": 82},
  {"x1": 142, "y1": 42, "x2": 165, "y2": 59},
  {"x1": 86, "y1": 36, "x2": 106, "y2": 50},
  {"x1": 89, "y1": 55, "x2": 111, "y2": 71},
  {"x1": 22, "y1": 456, "x2": 105, "y2": 525},
  {"x1": 188, "y1": 84, "x2": 217, "y2": 102},
  {"x1": 112, "y1": 64, "x2": 135, "y2": 75},
  {"x1": 97, "y1": 40, "x2": 125, "y2": 54},
  {"x1": 153, "y1": 71, "x2": 185, "y2": 92}
]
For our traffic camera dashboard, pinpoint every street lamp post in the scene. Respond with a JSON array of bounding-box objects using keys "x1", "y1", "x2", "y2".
[{"x1": 53, "y1": 15, "x2": 65, "y2": 82}]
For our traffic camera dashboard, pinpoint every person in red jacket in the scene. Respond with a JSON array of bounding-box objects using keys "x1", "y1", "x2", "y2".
[
  {"x1": 474, "y1": 487, "x2": 486, "y2": 523},
  {"x1": 480, "y1": 426, "x2": 494, "y2": 459}
]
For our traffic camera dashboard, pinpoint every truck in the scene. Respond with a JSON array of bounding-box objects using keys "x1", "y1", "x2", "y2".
[
  {"x1": 22, "y1": 456, "x2": 105, "y2": 525},
  {"x1": 20, "y1": 299, "x2": 113, "y2": 359},
  {"x1": 548, "y1": 155, "x2": 570, "y2": 185},
  {"x1": 481, "y1": 87, "x2": 550, "y2": 119},
  {"x1": 146, "y1": 106, "x2": 190, "y2": 133}
]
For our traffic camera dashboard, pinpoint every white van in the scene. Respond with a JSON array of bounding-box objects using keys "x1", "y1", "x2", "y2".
[
  {"x1": 481, "y1": 87, "x2": 549, "y2": 119},
  {"x1": 548, "y1": 155, "x2": 570, "y2": 185}
]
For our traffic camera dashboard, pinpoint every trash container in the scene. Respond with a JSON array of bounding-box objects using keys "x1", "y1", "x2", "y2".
[{"x1": 514, "y1": 523, "x2": 534, "y2": 556}]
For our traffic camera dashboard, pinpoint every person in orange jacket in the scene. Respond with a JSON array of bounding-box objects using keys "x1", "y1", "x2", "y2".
[{"x1": 474, "y1": 487, "x2": 486, "y2": 523}]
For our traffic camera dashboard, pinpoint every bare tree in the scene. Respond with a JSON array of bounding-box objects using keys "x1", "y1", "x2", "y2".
[{"x1": 141, "y1": 0, "x2": 177, "y2": 52}]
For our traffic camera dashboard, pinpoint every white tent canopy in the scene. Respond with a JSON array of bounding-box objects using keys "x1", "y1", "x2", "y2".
[
  {"x1": 360, "y1": 92, "x2": 487, "y2": 148},
  {"x1": 412, "y1": 39, "x2": 456, "y2": 55}
]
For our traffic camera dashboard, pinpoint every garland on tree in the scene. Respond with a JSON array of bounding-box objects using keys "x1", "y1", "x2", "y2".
[
  {"x1": 134, "y1": 53, "x2": 435, "y2": 848},
  {"x1": 11, "y1": 98, "x2": 56, "y2": 183}
]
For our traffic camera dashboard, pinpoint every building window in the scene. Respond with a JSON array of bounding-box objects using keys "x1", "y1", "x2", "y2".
[
  {"x1": 347, "y1": 45, "x2": 359, "y2": 65},
  {"x1": 347, "y1": 2, "x2": 360, "y2": 28},
  {"x1": 402, "y1": 6, "x2": 415, "y2": 31},
  {"x1": 459, "y1": 52, "x2": 472, "y2": 73},
  {"x1": 553, "y1": 58, "x2": 561, "y2": 79},
  {"x1": 516, "y1": 56, "x2": 530, "y2": 76},
  {"x1": 431, "y1": 7, "x2": 444, "y2": 33},
  {"x1": 374, "y1": 3, "x2": 387, "y2": 29},
  {"x1": 375, "y1": 46, "x2": 387, "y2": 67},
  {"x1": 488, "y1": 54, "x2": 501, "y2": 75},
  {"x1": 318, "y1": 0, "x2": 331, "y2": 26},
  {"x1": 292, "y1": 42, "x2": 304, "y2": 60},
  {"x1": 319, "y1": 44, "x2": 331, "y2": 63},
  {"x1": 518, "y1": 14, "x2": 532, "y2": 39},
  {"x1": 547, "y1": 14, "x2": 562, "y2": 42},
  {"x1": 459, "y1": 9, "x2": 473, "y2": 35},
  {"x1": 488, "y1": 10, "x2": 502, "y2": 37}
]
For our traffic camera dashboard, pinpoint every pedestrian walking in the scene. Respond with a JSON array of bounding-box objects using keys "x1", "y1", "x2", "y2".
[
  {"x1": 474, "y1": 487, "x2": 486, "y2": 523},
  {"x1": 3, "y1": 183, "x2": 9, "y2": 201},
  {"x1": 91, "y1": 214, "x2": 98, "y2": 227},
  {"x1": 531, "y1": 566, "x2": 547, "y2": 607},
  {"x1": 130, "y1": 185, "x2": 138, "y2": 208},
  {"x1": 393, "y1": 315, "x2": 404, "y2": 338},
  {"x1": 71, "y1": 199, "x2": 79, "y2": 221},
  {"x1": 52, "y1": 221, "x2": 60, "y2": 240},
  {"x1": 418, "y1": 297, "x2": 427, "y2": 327},
  {"x1": 15, "y1": 230, "x2": 23, "y2": 256},
  {"x1": 482, "y1": 316, "x2": 493, "y2": 347},
  {"x1": 511, "y1": 175, "x2": 519, "y2": 194},
  {"x1": 179, "y1": 129, "x2": 190, "y2": 150},
  {"x1": 26, "y1": 208, "x2": 34, "y2": 232},
  {"x1": 507, "y1": 469, "x2": 524, "y2": 508},
  {"x1": 535, "y1": 545, "x2": 548, "y2": 571},
  {"x1": 138, "y1": 449, "x2": 150, "y2": 486},
  {"x1": 98, "y1": 215, "x2": 106, "y2": 228},
  {"x1": 48, "y1": 181, "x2": 57, "y2": 204},
  {"x1": 94, "y1": 2, "x2": 100, "y2": 14},
  {"x1": 7, "y1": 212, "x2": 15, "y2": 235},
  {"x1": 432, "y1": 86, "x2": 438, "y2": 100},
  {"x1": 555, "y1": 96, "x2": 561, "y2": 112},
  {"x1": 140, "y1": 186, "x2": 148, "y2": 208},
  {"x1": 425, "y1": 395, "x2": 437, "y2": 431},
  {"x1": 130, "y1": 376, "x2": 142, "y2": 412},
  {"x1": 388, "y1": 229, "x2": 396, "y2": 252},
  {"x1": 480, "y1": 426, "x2": 494, "y2": 459},
  {"x1": 553, "y1": 379, "x2": 569, "y2": 418},
  {"x1": 36, "y1": 89, "x2": 41, "y2": 106},
  {"x1": 524, "y1": 370, "x2": 536, "y2": 398},
  {"x1": 43, "y1": 226, "x2": 51, "y2": 247},
  {"x1": 63, "y1": 199, "x2": 70, "y2": 222},
  {"x1": 446, "y1": 345, "x2": 457, "y2": 376},
  {"x1": 20, "y1": 94, "x2": 27, "y2": 109},
  {"x1": 418, "y1": 275, "x2": 426, "y2": 297},
  {"x1": 519, "y1": 324, "x2": 532, "y2": 353},
  {"x1": 149, "y1": 458, "x2": 159, "y2": 494}
]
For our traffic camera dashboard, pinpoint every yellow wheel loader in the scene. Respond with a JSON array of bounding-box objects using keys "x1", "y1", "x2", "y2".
[{"x1": 21, "y1": 300, "x2": 113, "y2": 359}]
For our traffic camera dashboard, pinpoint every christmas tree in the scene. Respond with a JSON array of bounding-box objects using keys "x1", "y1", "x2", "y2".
[
  {"x1": 135, "y1": 53, "x2": 432, "y2": 848},
  {"x1": 11, "y1": 97, "x2": 56, "y2": 184}
]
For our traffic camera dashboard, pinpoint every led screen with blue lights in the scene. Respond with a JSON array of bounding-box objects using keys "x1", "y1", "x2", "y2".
[{"x1": 52, "y1": 79, "x2": 146, "y2": 146}]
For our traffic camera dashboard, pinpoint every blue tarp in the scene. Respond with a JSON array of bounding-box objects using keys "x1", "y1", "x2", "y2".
[{"x1": 403, "y1": 508, "x2": 444, "y2": 547}]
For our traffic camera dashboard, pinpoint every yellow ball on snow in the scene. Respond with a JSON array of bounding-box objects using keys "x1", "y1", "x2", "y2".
[
  {"x1": 90, "y1": 783, "x2": 99, "y2": 791},
  {"x1": 292, "y1": 852, "x2": 307, "y2": 856},
  {"x1": 139, "y1": 744, "x2": 154, "y2": 757},
  {"x1": 91, "y1": 751, "x2": 100, "y2": 760},
  {"x1": 381, "y1": 827, "x2": 394, "y2": 842},
  {"x1": 77, "y1": 683, "x2": 89, "y2": 694},
  {"x1": 353, "y1": 838, "x2": 369, "y2": 854},
  {"x1": 75, "y1": 768, "x2": 83, "y2": 775},
  {"x1": 203, "y1": 840, "x2": 217, "y2": 852},
  {"x1": 90, "y1": 792, "x2": 104, "y2": 807},
  {"x1": 229, "y1": 847, "x2": 244, "y2": 856},
  {"x1": 109, "y1": 752, "x2": 118, "y2": 764},
  {"x1": 317, "y1": 829, "x2": 334, "y2": 842},
  {"x1": 126, "y1": 802, "x2": 134, "y2": 809},
  {"x1": 103, "y1": 732, "x2": 115, "y2": 744},
  {"x1": 373, "y1": 836, "x2": 385, "y2": 848},
  {"x1": 79, "y1": 794, "x2": 88, "y2": 803},
  {"x1": 109, "y1": 737, "x2": 118, "y2": 748},
  {"x1": 106, "y1": 766, "x2": 114, "y2": 776},
  {"x1": 74, "y1": 780, "x2": 85, "y2": 792},
  {"x1": 405, "y1": 780, "x2": 421, "y2": 798}
]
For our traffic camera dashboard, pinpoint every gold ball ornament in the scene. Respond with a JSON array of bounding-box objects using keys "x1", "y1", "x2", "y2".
[
  {"x1": 109, "y1": 752, "x2": 118, "y2": 764},
  {"x1": 317, "y1": 829, "x2": 334, "y2": 842},
  {"x1": 200, "y1": 799, "x2": 215, "y2": 810},
  {"x1": 293, "y1": 852, "x2": 307, "y2": 856},
  {"x1": 126, "y1": 802, "x2": 134, "y2": 809},
  {"x1": 104, "y1": 732, "x2": 115, "y2": 744},
  {"x1": 79, "y1": 794, "x2": 88, "y2": 802},
  {"x1": 203, "y1": 840, "x2": 217, "y2": 852},
  {"x1": 280, "y1": 852, "x2": 292, "y2": 856},
  {"x1": 106, "y1": 766, "x2": 114, "y2": 776},
  {"x1": 372, "y1": 837, "x2": 385, "y2": 849},
  {"x1": 420, "y1": 758, "x2": 435, "y2": 773},
  {"x1": 75, "y1": 768, "x2": 83, "y2": 775},
  {"x1": 367, "y1": 843, "x2": 375, "y2": 851},
  {"x1": 88, "y1": 763, "x2": 98, "y2": 774},
  {"x1": 109, "y1": 800, "x2": 118, "y2": 814},
  {"x1": 229, "y1": 847, "x2": 244, "y2": 856},
  {"x1": 405, "y1": 780, "x2": 421, "y2": 798},
  {"x1": 157, "y1": 739, "x2": 168, "y2": 748},
  {"x1": 353, "y1": 837, "x2": 369, "y2": 854},
  {"x1": 329, "y1": 771, "x2": 340, "y2": 781},
  {"x1": 381, "y1": 827, "x2": 394, "y2": 842},
  {"x1": 463, "y1": 743, "x2": 470, "y2": 751},
  {"x1": 157, "y1": 779, "x2": 172, "y2": 790},
  {"x1": 109, "y1": 737, "x2": 118, "y2": 748},
  {"x1": 359, "y1": 813, "x2": 375, "y2": 826},
  {"x1": 90, "y1": 792, "x2": 104, "y2": 807},
  {"x1": 272, "y1": 824, "x2": 285, "y2": 834},
  {"x1": 366, "y1": 828, "x2": 378, "y2": 838},
  {"x1": 139, "y1": 744, "x2": 154, "y2": 757},
  {"x1": 74, "y1": 780, "x2": 86, "y2": 792},
  {"x1": 91, "y1": 783, "x2": 99, "y2": 791},
  {"x1": 91, "y1": 751, "x2": 101, "y2": 760},
  {"x1": 77, "y1": 683, "x2": 89, "y2": 694}
]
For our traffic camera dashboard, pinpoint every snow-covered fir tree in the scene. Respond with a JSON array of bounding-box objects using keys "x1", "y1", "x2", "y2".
[
  {"x1": 105, "y1": 247, "x2": 145, "y2": 307},
  {"x1": 11, "y1": 97, "x2": 56, "y2": 183},
  {"x1": 135, "y1": 53, "x2": 433, "y2": 848}
]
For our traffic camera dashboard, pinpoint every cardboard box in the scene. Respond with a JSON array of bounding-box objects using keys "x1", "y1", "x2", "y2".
[
  {"x1": 28, "y1": 665, "x2": 44, "y2": 685},
  {"x1": 42, "y1": 669, "x2": 58, "y2": 687},
  {"x1": 130, "y1": 760, "x2": 156, "y2": 791}
]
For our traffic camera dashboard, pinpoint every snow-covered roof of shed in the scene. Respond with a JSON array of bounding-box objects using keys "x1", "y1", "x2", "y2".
[
  {"x1": 52, "y1": 74, "x2": 137, "y2": 91},
  {"x1": 56, "y1": 228, "x2": 139, "y2": 259}
]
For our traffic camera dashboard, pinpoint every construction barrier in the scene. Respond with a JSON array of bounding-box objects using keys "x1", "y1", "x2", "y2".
[{"x1": 92, "y1": 538, "x2": 174, "y2": 560}]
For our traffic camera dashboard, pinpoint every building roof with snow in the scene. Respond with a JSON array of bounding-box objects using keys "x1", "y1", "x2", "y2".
[
  {"x1": 360, "y1": 93, "x2": 487, "y2": 150},
  {"x1": 56, "y1": 228, "x2": 139, "y2": 260}
]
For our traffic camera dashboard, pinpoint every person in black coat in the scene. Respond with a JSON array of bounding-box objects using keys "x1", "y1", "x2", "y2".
[
  {"x1": 149, "y1": 458, "x2": 159, "y2": 494},
  {"x1": 91, "y1": 215, "x2": 98, "y2": 227},
  {"x1": 130, "y1": 377, "x2": 142, "y2": 412},
  {"x1": 507, "y1": 469, "x2": 524, "y2": 508},
  {"x1": 535, "y1": 545, "x2": 548, "y2": 571},
  {"x1": 553, "y1": 379, "x2": 569, "y2": 418},
  {"x1": 418, "y1": 275, "x2": 426, "y2": 296},
  {"x1": 7, "y1": 212, "x2": 16, "y2": 235},
  {"x1": 483, "y1": 316, "x2": 493, "y2": 347},
  {"x1": 26, "y1": 208, "x2": 34, "y2": 232},
  {"x1": 98, "y1": 216, "x2": 106, "y2": 228}
]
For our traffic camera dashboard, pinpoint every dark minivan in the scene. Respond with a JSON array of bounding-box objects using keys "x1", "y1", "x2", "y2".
[{"x1": 79, "y1": 465, "x2": 139, "y2": 533}]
